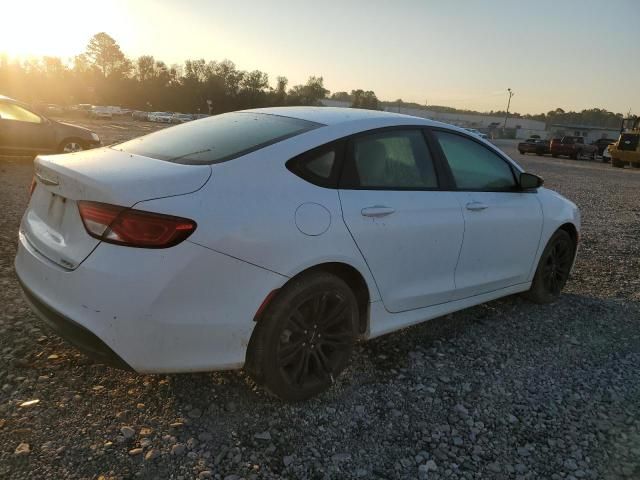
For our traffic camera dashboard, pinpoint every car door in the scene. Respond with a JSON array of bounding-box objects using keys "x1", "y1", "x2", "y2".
[
  {"x1": 0, "y1": 100, "x2": 55, "y2": 155},
  {"x1": 431, "y1": 129, "x2": 543, "y2": 299},
  {"x1": 338, "y1": 128, "x2": 465, "y2": 313}
]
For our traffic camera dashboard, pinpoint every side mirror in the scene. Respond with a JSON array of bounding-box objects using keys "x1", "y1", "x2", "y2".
[{"x1": 519, "y1": 172, "x2": 543, "y2": 189}]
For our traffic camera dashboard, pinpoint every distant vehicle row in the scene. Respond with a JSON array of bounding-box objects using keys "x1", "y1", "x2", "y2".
[
  {"x1": 92, "y1": 107, "x2": 206, "y2": 124},
  {"x1": 518, "y1": 136, "x2": 616, "y2": 161},
  {"x1": 31, "y1": 102, "x2": 208, "y2": 124}
]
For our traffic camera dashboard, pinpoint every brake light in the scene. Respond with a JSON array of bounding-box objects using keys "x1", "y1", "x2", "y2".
[
  {"x1": 77, "y1": 201, "x2": 196, "y2": 248},
  {"x1": 28, "y1": 177, "x2": 37, "y2": 198}
]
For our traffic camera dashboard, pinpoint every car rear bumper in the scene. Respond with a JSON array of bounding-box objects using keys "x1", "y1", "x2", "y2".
[
  {"x1": 15, "y1": 231, "x2": 287, "y2": 373},
  {"x1": 17, "y1": 276, "x2": 133, "y2": 370}
]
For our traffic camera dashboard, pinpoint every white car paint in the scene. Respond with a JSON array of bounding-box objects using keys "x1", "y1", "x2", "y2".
[
  {"x1": 339, "y1": 189, "x2": 464, "y2": 311},
  {"x1": 15, "y1": 107, "x2": 580, "y2": 373}
]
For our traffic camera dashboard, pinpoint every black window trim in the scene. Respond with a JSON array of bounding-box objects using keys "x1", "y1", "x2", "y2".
[
  {"x1": 284, "y1": 124, "x2": 537, "y2": 194},
  {"x1": 427, "y1": 127, "x2": 534, "y2": 193},
  {"x1": 285, "y1": 139, "x2": 346, "y2": 189}
]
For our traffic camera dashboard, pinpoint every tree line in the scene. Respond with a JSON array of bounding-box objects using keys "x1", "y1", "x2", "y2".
[
  {"x1": 0, "y1": 32, "x2": 378, "y2": 114},
  {"x1": 0, "y1": 32, "x2": 626, "y2": 127}
]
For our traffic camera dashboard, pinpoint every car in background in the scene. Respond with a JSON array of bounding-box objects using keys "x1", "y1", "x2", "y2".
[
  {"x1": 518, "y1": 138, "x2": 550, "y2": 156},
  {"x1": 591, "y1": 138, "x2": 617, "y2": 156},
  {"x1": 14, "y1": 107, "x2": 580, "y2": 400},
  {"x1": 89, "y1": 106, "x2": 113, "y2": 120},
  {"x1": 171, "y1": 113, "x2": 194, "y2": 124},
  {"x1": 73, "y1": 104, "x2": 93, "y2": 117},
  {"x1": 41, "y1": 104, "x2": 64, "y2": 116},
  {"x1": 464, "y1": 127, "x2": 488, "y2": 139},
  {"x1": 0, "y1": 95, "x2": 100, "y2": 155},
  {"x1": 148, "y1": 112, "x2": 174, "y2": 123},
  {"x1": 132, "y1": 111, "x2": 149, "y2": 121},
  {"x1": 192, "y1": 113, "x2": 211, "y2": 120},
  {"x1": 550, "y1": 136, "x2": 597, "y2": 160}
]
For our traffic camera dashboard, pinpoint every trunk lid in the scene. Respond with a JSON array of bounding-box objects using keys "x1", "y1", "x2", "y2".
[{"x1": 21, "y1": 148, "x2": 211, "y2": 269}]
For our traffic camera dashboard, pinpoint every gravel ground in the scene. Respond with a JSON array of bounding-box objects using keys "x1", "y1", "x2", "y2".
[{"x1": 0, "y1": 130, "x2": 639, "y2": 479}]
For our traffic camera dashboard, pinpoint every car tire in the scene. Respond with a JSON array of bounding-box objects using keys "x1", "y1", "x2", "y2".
[
  {"x1": 552, "y1": 154, "x2": 558, "y2": 158},
  {"x1": 58, "y1": 138, "x2": 87, "y2": 153},
  {"x1": 519, "y1": 151, "x2": 525, "y2": 155},
  {"x1": 524, "y1": 229, "x2": 575, "y2": 304},
  {"x1": 536, "y1": 151, "x2": 543, "y2": 156},
  {"x1": 246, "y1": 271, "x2": 359, "y2": 401},
  {"x1": 631, "y1": 163, "x2": 640, "y2": 169}
]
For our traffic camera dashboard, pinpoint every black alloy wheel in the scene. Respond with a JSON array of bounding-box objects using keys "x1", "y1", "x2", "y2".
[
  {"x1": 525, "y1": 229, "x2": 575, "y2": 304},
  {"x1": 277, "y1": 291, "x2": 353, "y2": 390},
  {"x1": 246, "y1": 272, "x2": 358, "y2": 401},
  {"x1": 541, "y1": 236, "x2": 573, "y2": 296}
]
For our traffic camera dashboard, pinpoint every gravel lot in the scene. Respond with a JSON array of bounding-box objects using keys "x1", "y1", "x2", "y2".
[{"x1": 1, "y1": 123, "x2": 639, "y2": 480}]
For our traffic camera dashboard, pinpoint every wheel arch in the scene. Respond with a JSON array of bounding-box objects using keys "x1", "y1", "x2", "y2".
[
  {"x1": 558, "y1": 222, "x2": 578, "y2": 246},
  {"x1": 255, "y1": 261, "x2": 371, "y2": 336}
]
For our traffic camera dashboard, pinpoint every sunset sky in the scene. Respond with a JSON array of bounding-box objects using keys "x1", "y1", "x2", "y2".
[{"x1": 1, "y1": 0, "x2": 639, "y2": 114}]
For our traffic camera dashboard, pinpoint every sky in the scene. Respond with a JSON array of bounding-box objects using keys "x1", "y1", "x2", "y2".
[{"x1": 1, "y1": 0, "x2": 639, "y2": 114}]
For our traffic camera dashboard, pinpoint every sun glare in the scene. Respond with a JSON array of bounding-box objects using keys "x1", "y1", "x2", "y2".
[{"x1": 0, "y1": 1, "x2": 132, "y2": 61}]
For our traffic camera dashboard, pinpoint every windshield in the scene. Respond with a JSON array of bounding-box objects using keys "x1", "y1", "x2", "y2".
[{"x1": 114, "y1": 112, "x2": 322, "y2": 165}]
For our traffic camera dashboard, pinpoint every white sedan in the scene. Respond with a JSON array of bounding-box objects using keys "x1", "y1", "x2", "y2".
[
  {"x1": 464, "y1": 127, "x2": 489, "y2": 139},
  {"x1": 148, "y1": 111, "x2": 174, "y2": 123},
  {"x1": 15, "y1": 107, "x2": 580, "y2": 400}
]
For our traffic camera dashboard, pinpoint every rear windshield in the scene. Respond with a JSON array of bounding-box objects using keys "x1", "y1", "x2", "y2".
[{"x1": 113, "y1": 112, "x2": 322, "y2": 165}]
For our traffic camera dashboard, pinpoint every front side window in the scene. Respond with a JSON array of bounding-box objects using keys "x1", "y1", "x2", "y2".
[
  {"x1": 341, "y1": 129, "x2": 438, "y2": 189},
  {"x1": 0, "y1": 102, "x2": 42, "y2": 124},
  {"x1": 114, "y1": 112, "x2": 322, "y2": 165},
  {"x1": 434, "y1": 131, "x2": 516, "y2": 190}
]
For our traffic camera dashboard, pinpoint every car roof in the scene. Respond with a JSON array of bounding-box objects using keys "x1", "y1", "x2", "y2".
[{"x1": 242, "y1": 106, "x2": 439, "y2": 127}]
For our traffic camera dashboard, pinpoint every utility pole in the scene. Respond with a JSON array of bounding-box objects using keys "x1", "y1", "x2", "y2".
[{"x1": 503, "y1": 88, "x2": 514, "y2": 134}]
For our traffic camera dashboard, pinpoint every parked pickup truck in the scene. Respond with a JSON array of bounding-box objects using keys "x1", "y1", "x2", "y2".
[
  {"x1": 518, "y1": 138, "x2": 550, "y2": 155},
  {"x1": 550, "y1": 136, "x2": 597, "y2": 160}
]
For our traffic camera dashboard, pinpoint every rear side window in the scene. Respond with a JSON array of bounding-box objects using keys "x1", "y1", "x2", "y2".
[
  {"x1": 114, "y1": 112, "x2": 322, "y2": 165},
  {"x1": 341, "y1": 129, "x2": 438, "y2": 189},
  {"x1": 286, "y1": 142, "x2": 342, "y2": 188},
  {"x1": 434, "y1": 131, "x2": 516, "y2": 190}
]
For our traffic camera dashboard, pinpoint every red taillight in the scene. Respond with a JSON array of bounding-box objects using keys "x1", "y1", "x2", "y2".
[
  {"x1": 28, "y1": 177, "x2": 37, "y2": 198},
  {"x1": 77, "y1": 201, "x2": 197, "y2": 248}
]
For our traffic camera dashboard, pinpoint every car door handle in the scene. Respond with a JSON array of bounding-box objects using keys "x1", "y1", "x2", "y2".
[
  {"x1": 361, "y1": 206, "x2": 395, "y2": 217},
  {"x1": 465, "y1": 201, "x2": 488, "y2": 211}
]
